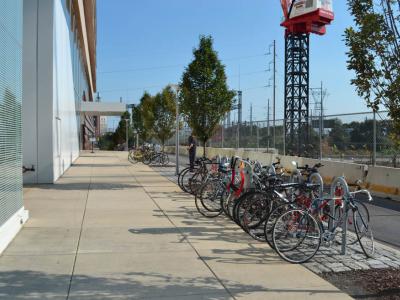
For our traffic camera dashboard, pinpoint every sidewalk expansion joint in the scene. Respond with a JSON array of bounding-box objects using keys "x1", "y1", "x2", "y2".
[{"x1": 65, "y1": 158, "x2": 93, "y2": 300}]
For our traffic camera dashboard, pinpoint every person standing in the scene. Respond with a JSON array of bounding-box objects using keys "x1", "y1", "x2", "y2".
[{"x1": 188, "y1": 132, "x2": 197, "y2": 171}]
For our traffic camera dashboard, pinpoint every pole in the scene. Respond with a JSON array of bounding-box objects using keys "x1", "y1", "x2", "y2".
[
  {"x1": 319, "y1": 81, "x2": 323, "y2": 160},
  {"x1": 221, "y1": 122, "x2": 224, "y2": 148},
  {"x1": 373, "y1": 109, "x2": 376, "y2": 166},
  {"x1": 125, "y1": 119, "x2": 129, "y2": 151},
  {"x1": 236, "y1": 122, "x2": 240, "y2": 148},
  {"x1": 250, "y1": 103, "x2": 253, "y2": 136},
  {"x1": 256, "y1": 123, "x2": 259, "y2": 150},
  {"x1": 283, "y1": 123, "x2": 286, "y2": 156},
  {"x1": 238, "y1": 90, "x2": 242, "y2": 148},
  {"x1": 273, "y1": 39, "x2": 276, "y2": 149},
  {"x1": 267, "y1": 99, "x2": 270, "y2": 149},
  {"x1": 136, "y1": 133, "x2": 139, "y2": 149},
  {"x1": 175, "y1": 93, "x2": 180, "y2": 175}
]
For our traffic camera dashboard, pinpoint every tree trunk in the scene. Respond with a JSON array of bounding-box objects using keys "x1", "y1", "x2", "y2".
[{"x1": 203, "y1": 140, "x2": 206, "y2": 158}]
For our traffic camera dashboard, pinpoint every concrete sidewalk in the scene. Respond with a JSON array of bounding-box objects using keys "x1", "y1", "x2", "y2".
[{"x1": 0, "y1": 151, "x2": 351, "y2": 299}]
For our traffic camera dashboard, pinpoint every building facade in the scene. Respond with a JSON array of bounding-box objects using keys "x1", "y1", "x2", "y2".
[
  {"x1": 100, "y1": 116, "x2": 108, "y2": 135},
  {"x1": 23, "y1": 0, "x2": 97, "y2": 184},
  {"x1": 0, "y1": 0, "x2": 29, "y2": 253}
]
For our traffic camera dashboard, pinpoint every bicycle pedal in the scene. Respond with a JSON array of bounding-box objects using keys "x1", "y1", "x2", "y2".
[{"x1": 322, "y1": 231, "x2": 336, "y2": 242}]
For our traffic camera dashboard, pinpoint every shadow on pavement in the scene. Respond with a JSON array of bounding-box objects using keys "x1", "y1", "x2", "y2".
[
  {"x1": 71, "y1": 164, "x2": 128, "y2": 168},
  {"x1": 25, "y1": 182, "x2": 140, "y2": 191},
  {"x1": 0, "y1": 270, "x2": 343, "y2": 299}
]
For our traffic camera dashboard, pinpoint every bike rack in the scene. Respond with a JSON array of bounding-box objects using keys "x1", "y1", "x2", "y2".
[{"x1": 330, "y1": 176, "x2": 351, "y2": 255}]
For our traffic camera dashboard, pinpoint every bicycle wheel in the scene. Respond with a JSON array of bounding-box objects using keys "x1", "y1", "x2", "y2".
[
  {"x1": 335, "y1": 200, "x2": 370, "y2": 245},
  {"x1": 240, "y1": 192, "x2": 272, "y2": 241},
  {"x1": 225, "y1": 194, "x2": 238, "y2": 220},
  {"x1": 264, "y1": 203, "x2": 293, "y2": 248},
  {"x1": 128, "y1": 151, "x2": 137, "y2": 164},
  {"x1": 221, "y1": 192, "x2": 234, "y2": 218},
  {"x1": 134, "y1": 150, "x2": 144, "y2": 163},
  {"x1": 232, "y1": 191, "x2": 252, "y2": 225},
  {"x1": 195, "y1": 180, "x2": 224, "y2": 218},
  {"x1": 189, "y1": 172, "x2": 206, "y2": 195},
  {"x1": 273, "y1": 209, "x2": 321, "y2": 263},
  {"x1": 354, "y1": 208, "x2": 375, "y2": 258},
  {"x1": 142, "y1": 153, "x2": 152, "y2": 165},
  {"x1": 308, "y1": 173, "x2": 324, "y2": 198},
  {"x1": 178, "y1": 167, "x2": 190, "y2": 190},
  {"x1": 181, "y1": 170, "x2": 195, "y2": 193},
  {"x1": 161, "y1": 153, "x2": 169, "y2": 165}
]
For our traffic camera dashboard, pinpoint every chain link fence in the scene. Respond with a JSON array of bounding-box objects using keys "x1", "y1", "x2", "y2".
[
  {"x1": 318, "y1": 111, "x2": 398, "y2": 167},
  {"x1": 165, "y1": 111, "x2": 398, "y2": 168}
]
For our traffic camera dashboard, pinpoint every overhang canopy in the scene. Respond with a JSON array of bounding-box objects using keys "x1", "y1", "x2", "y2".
[{"x1": 79, "y1": 102, "x2": 127, "y2": 116}]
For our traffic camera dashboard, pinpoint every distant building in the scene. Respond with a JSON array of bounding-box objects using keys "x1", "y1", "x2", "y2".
[{"x1": 100, "y1": 116, "x2": 108, "y2": 135}]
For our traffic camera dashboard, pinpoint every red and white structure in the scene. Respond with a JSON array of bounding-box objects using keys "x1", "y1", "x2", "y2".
[
  {"x1": 281, "y1": 0, "x2": 334, "y2": 34},
  {"x1": 279, "y1": 0, "x2": 334, "y2": 155}
]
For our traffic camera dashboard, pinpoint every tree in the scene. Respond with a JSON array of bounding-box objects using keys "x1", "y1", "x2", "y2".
[
  {"x1": 328, "y1": 119, "x2": 350, "y2": 151},
  {"x1": 140, "y1": 92, "x2": 156, "y2": 140},
  {"x1": 179, "y1": 35, "x2": 235, "y2": 156},
  {"x1": 98, "y1": 132, "x2": 115, "y2": 150},
  {"x1": 152, "y1": 86, "x2": 176, "y2": 149},
  {"x1": 345, "y1": 0, "x2": 400, "y2": 149},
  {"x1": 349, "y1": 119, "x2": 374, "y2": 151},
  {"x1": 132, "y1": 92, "x2": 153, "y2": 142},
  {"x1": 113, "y1": 111, "x2": 134, "y2": 148}
]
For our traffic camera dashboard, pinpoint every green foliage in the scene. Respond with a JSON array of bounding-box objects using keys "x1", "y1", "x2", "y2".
[
  {"x1": 140, "y1": 92, "x2": 155, "y2": 139},
  {"x1": 132, "y1": 92, "x2": 153, "y2": 142},
  {"x1": 113, "y1": 111, "x2": 134, "y2": 148},
  {"x1": 152, "y1": 86, "x2": 176, "y2": 148},
  {"x1": 328, "y1": 119, "x2": 350, "y2": 151},
  {"x1": 131, "y1": 89, "x2": 177, "y2": 147},
  {"x1": 98, "y1": 132, "x2": 115, "y2": 150},
  {"x1": 348, "y1": 119, "x2": 374, "y2": 150},
  {"x1": 345, "y1": 0, "x2": 400, "y2": 148},
  {"x1": 179, "y1": 35, "x2": 235, "y2": 155},
  {"x1": 98, "y1": 112, "x2": 134, "y2": 151}
]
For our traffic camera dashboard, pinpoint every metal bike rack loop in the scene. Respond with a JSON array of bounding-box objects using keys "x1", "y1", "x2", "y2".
[{"x1": 330, "y1": 176, "x2": 351, "y2": 255}]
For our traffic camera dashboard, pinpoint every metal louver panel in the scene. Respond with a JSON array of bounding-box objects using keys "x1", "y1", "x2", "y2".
[{"x1": 0, "y1": 0, "x2": 23, "y2": 226}]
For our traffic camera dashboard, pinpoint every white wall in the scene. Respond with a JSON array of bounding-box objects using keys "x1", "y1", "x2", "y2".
[
  {"x1": 23, "y1": 0, "x2": 54, "y2": 184},
  {"x1": 52, "y1": 0, "x2": 79, "y2": 181},
  {"x1": 23, "y1": 0, "x2": 79, "y2": 183}
]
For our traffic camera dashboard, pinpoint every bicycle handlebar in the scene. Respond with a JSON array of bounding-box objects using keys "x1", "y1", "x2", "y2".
[
  {"x1": 350, "y1": 189, "x2": 373, "y2": 201},
  {"x1": 297, "y1": 163, "x2": 324, "y2": 171}
]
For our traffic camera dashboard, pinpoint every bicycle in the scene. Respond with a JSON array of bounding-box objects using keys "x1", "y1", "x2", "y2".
[
  {"x1": 143, "y1": 150, "x2": 170, "y2": 166},
  {"x1": 272, "y1": 176, "x2": 374, "y2": 263}
]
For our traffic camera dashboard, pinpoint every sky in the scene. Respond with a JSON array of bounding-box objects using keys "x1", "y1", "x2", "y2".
[{"x1": 96, "y1": 0, "x2": 370, "y2": 127}]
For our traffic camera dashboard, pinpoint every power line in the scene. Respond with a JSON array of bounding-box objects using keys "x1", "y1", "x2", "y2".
[
  {"x1": 97, "y1": 70, "x2": 268, "y2": 94},
  {"x1": 98, "y1": 64, "x2": 184, "y2": 74},
  {"x1": 241, "y1": 86, "x2": 268, "y2": 91},
  {"x1": 230, "y1": 70, "x2": 266, "y2": 78},
  {"x1": 98, "y1": 53, "x2": 267, "y2": 74},
  {"x1": 98, "y1": 84, "x2": 165, "y2": 93}
]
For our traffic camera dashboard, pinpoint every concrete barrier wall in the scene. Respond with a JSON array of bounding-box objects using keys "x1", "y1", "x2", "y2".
[
  {"x1": 301, "y1": 157, "x2": 367, "y2": 185},
  {"x1": 164, "y1": 146, "x2": 399, "y2": 200},
  {"x1": 366, "y1": 166, "x2": 400, "y2": 199}
]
